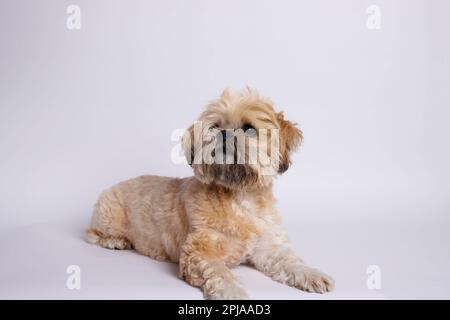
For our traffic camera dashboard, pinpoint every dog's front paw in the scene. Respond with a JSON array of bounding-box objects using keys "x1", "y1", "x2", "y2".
[
  {"x1": 294, "y1": 266, "x2": 335, "y2": 293},
  {"x1": 203, "y1": 277, "x2": 250, "y2": 300}
]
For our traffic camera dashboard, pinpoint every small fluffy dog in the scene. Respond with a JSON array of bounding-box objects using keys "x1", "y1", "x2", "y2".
[{"x1": 86, "y1": 88, "x2": 334, "y2": 299}]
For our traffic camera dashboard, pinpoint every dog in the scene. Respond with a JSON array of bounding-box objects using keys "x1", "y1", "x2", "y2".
[{"x1": 86, "y1": 87, "x2": 334, "y2": 299}]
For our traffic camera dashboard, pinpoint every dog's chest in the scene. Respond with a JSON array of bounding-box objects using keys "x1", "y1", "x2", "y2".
[
  {"x1": 229, "y1": 196, "x2": 275, "y2": 228},
  {"x1": 230, "y1": 199, "x2": 253, "y2": 217},
  {"x1": 226, "y1": 197, "x2": 274, "y2": 262}
]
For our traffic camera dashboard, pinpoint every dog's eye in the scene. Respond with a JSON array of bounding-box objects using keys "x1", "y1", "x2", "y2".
[{"x1": 242, "y1": 123, "x2": 254, "y2": 132}]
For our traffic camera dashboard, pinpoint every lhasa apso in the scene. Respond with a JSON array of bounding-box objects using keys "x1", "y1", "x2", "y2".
[{"x1": 86, "y1": 88, "x2": 334, "y2": 299}]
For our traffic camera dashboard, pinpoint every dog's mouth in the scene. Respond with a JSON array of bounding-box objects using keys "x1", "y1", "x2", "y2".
[{"x1": 192, "y1": 163, "x2": 259, "y2": 190}]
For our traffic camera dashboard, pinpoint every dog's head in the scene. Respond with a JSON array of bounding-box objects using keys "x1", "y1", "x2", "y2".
[{"x1": 182, "y1": 87, "x2": 302, "y2": 190}]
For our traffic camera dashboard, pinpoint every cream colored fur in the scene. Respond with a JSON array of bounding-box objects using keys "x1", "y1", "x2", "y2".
[{"x1": 86, "y1": 88, "x2": 334, "y2": 299}]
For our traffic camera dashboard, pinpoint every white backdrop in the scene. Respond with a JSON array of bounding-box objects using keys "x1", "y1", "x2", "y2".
[{"x1": 0, "y1": 0, "x2": 449, "y2": 299}]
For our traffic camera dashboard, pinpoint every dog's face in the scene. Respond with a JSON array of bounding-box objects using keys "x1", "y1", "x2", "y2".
[{"x1": 182, "y1": 88, "x2": 302, "y2": 190}]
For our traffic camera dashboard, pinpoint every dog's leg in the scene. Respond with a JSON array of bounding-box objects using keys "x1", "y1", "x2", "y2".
[
  {"x1": 86, "y1": 229, "x2": 132, "y2": 250},
  {"x1": 249, "y1": 234, "x2": 334, "y2": 294},
  {"x1": 179, "y1": 233, "x2": 249, "y2": 300},
  {"x1": 86, "y1": 187, "x2": 131, "y2": 250}
]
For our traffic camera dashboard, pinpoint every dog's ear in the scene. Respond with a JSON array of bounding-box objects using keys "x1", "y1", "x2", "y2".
[
  {"x1": 277, "y1": 112, "x2": 303, "y2": 174},
  {"x1": 181, "y1": 124, "x2": 195, "y2": 165}
]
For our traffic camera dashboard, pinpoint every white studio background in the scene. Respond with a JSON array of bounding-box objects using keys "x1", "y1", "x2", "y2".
[{"x1": 0, "y1": 0, "x2": 449, "y2": 299}]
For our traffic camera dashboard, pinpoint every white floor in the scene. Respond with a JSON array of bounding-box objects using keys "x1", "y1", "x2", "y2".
[{"x1": 1, "y1": 219, "x2": 448, "y2": 299}]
